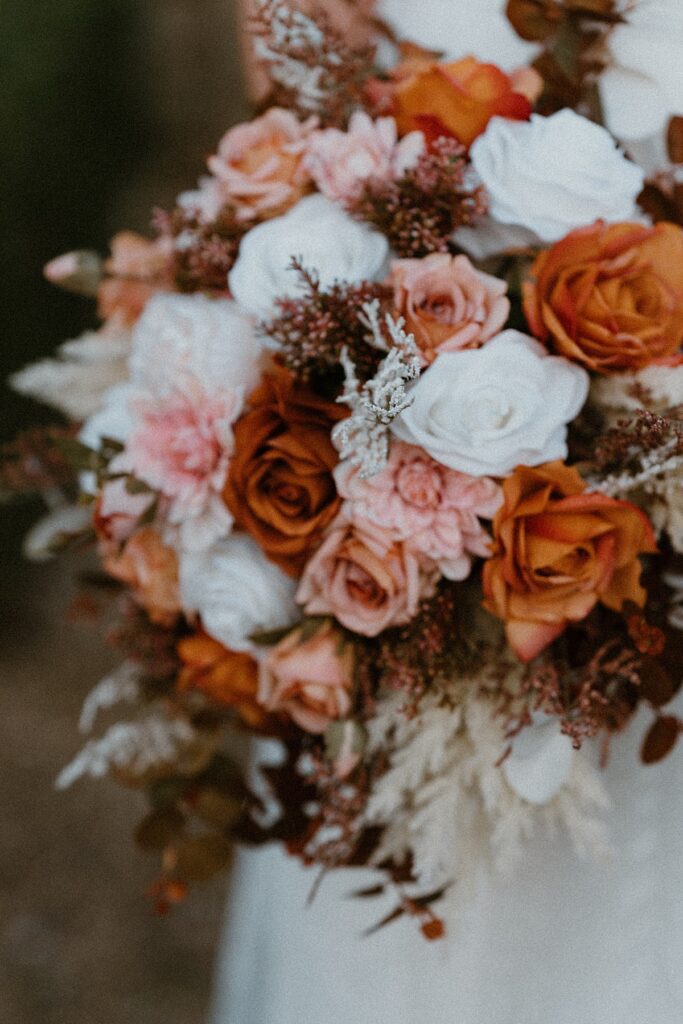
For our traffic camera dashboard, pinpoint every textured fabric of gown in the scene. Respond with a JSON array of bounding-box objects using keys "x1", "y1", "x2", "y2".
[
  {"x1": 210, "y1": 3, "x2": 682, "y2": 1020},
  {"x1": 209, "y1": 699, "x2": 683, "y2": 1024}
]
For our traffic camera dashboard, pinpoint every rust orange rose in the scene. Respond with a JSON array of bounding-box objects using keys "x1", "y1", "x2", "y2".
[
  {"x1": 523, "y1": 221, "x2": 683, "y2": 373},
  {"x1": 223, "y1": 367, "x2": 346, "y2": 576},
  {"x1": 482, "y1": 462, "x2": 657, "y2": 662},
  {"x1": 393, "y1": 55, "x2": 534, "y2": 148},
  {"x1": 177, "y1": 631, "x2": 268, "y2": 729}
]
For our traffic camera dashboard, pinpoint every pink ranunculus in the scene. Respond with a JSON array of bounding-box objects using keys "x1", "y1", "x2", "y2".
[
  {"x1": 120, "y1": 382, "x2": 242, "y2": 546},
  {"x1": 296, "y1": 512, "x2": 436, "y2": 637},
  {"x1": 206, "y1": 108, "x2": 317, "y2": 222},
  {"x1": 390, "y1": 253, "x2": 510, "y2": 364},
  {"x1": 258, "y1": 621, "x2": 354, "y2": 733},
  {"x1": 335, "y1": 441, "x2": 502, "y2": 581},
  {"x1": 303, "y1": 111, "x2": 425, "y2": 204}
]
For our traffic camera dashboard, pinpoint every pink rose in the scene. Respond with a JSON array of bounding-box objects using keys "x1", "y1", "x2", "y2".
[
  {"x1": 303, "y1": 111, "x2": 424, "y2": 204},
  {"x1": 204, "y1": 108, "x2": 317, "y2": 222},
  {"x1": 297, "y1": 513, "x2": 436, "y2": 637},
  {"x1": 258, "y1": 621, "x2": 354, "y2": 733},
  {"x1": 335, "y1": 441, "x2": 501, "y2": 580},
  {"x1": 390, "y1": 253, "x2": 509, "y2": 364}
]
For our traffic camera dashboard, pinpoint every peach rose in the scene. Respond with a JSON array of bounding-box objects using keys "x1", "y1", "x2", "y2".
[
  {"x1": 98, "y1": 232, "x2": 172, "y2": 326},
  {"x1": 223, "y1": 368, "x2": 346, "y2": 576},
  {"x1": 297, "y1": 514, "x2": 436, "y2": 637},
  {"x1": 177, "y1": 631, "x2": 267, "y2": 728},
  {"x1": 393, "y1": 55, "x2": 533, "y2": 148},
  {"x1": 103, "y1": 526, "x2": 181, "y2": 626},
  {"x1": 258, "y1": 621, "x2": 354, "y2": 733},
  {"x1": 390, "y1": 253, "x2": 510, "y2": 363},
  {"x1": 523, "y1": 221, "x2": 683, "y2": 373},
  {"x1": 482, "y1": 462, "x2": 657, "y2": 662},
  {"x1": 206, "y1": 108, "x2": 316, "y2": 222},
  {"x1": 94, "y1": 477, "x2": 156, "y2": 545}
]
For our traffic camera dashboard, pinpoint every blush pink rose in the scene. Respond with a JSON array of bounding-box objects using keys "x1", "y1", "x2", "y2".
[
  {"x1": 258, "y1": 621, "x2": 354, "y2": 733},
  {"x1": 205, "y1": 108, "x2": 317, "y2": 222},
  {"x1": 390, "y1": 253, "x2": 510, "y2": 364},
  {"x1": 303, "y1": 111, "x2": 424, "y2": 204},
  {"x1": 296, "y1": 513, "x2": 436, "y2": 637},
  {"x1": 335, "y1": 441, "x2": 502, "y2": 580}
]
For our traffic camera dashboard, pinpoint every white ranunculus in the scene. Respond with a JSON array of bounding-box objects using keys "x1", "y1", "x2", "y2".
[
  {"x1": 129, "y1": 292, "x2": 262, "y2": 397},
  {"x1": 469, "y1": 110, "x2": 645, "y2": 245},
  {"x1": 391, "y1": 330, "x2": 589, "y2": 477},
  {"x1": 503, "y1": 712, "x2": 574, "y2": 805},
  {"x1": 179, "y1": 533, "x2": 299, "y2": 652},
  {"x1": 600, "y1": 0, "x2": 683, "y2": 142},
  {"x1": 380, "y1": 0, "x2": 537, "y2": 69},
  {"x1": 228, "y1": 194, "x2": 390, "y2": 319}
]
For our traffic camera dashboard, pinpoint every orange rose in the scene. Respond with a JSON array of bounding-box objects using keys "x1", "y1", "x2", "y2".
[
  {"x1": 177, "y1": 632, "x2": 268, "y2": 729},
  {"x1": 393, "y1": 55, "x2": 534, "y2": 148},
  {"x1": 103, "y1": 526, "x2": 180, "y2": 627},
  {"x1": 482, "y1": 462, "x2": 657, "y2": 662},
  {"x1": 523, "y1": 221, "x2": 683, "y2": 373},
  {"x1": 223, "y1": 368, "x2": 346, "y2": 576}
]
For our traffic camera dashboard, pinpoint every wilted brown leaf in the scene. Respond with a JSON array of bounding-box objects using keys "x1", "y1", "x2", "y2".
[
  {"x1": 135, "y1": 807, "x2": 185, "y2": 850},
  {"x1": 174, "y1": 834, "x2": 233, "y2": 881},
  {"x1": 641, "y1": 715, "x2": 680, "y2": 764}
]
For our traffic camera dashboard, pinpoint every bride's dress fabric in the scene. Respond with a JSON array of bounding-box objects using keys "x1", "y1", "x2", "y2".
[
  {"x1": 209, "y1": 3, "x2": 683, "y2": 1021},
  {"x1": 210, "y1": 700, "x2": 683, "y2": 1024}
]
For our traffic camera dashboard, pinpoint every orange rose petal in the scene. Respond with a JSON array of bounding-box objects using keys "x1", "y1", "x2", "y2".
[{"x1": 506, "y1": 618, "x2": 566, "y2": 662}]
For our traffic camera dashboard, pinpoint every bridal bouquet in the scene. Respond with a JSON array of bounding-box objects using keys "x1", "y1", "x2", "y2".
[{"x1": 6, "y1": 0, "x2": 683, "y2": 936}]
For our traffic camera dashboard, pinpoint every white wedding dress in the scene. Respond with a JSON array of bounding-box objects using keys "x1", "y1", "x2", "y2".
[
  {"x1": 211, "y1": 698, "x2": 683, "y2": 1024},
  {"x1": 210, "y1": 4, "x2": 683, "y2": 1021}
]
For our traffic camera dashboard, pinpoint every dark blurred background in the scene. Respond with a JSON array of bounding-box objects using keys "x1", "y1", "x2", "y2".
[{"x1": 0, "y1": 3, "x2": 247, "y2": 1020}]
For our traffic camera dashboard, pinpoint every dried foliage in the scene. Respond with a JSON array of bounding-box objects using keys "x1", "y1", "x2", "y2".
[
  {"x1": 264, "y1": 261, "x2": 390, "y2": 391},
  {"x1": 506, "y1": 0, "x2": 623, "y2": 116},
  {"x1": 250, "y1": 0, "x2": 377, "y2": 126},
  {"x1": 348, "y1": 137, "x2": 487, "y2": 257},
  {"x1": 0, "y1": 425, "x2": 79, "y2": 501},
  {"x1": 589, "y1": 407, "x2": 683, "y2": 498},
  {"x1": 356, "y1": 579, "x2": 503, "y2": 717},
  {"x1": 153, "y1": 204, "x2": 245, "y2": 293}
]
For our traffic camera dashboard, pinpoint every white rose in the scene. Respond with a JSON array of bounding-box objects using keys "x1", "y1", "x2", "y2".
[
  {"x1": 179, "y1": 533, "x2": 299, "y2": 652},
  {"x1": 228, "y1": 194, "x2": 390, "y2": 319},
  {"x1": 391, "y1": 330, "x2": 589, "y2": 477},
  {"x1": 600, "y1": 0, "x2": 683, "y2": 142},
  {"x1": 469, "y1": 110, "x2": 645, "y2": 245},
  {"x1": 503, "y1": 712, "x2": 574, "y2": 805},
  {"x1": 129, "y1": 292, "x2": 262, "y2": 397},
  {"x1": 380, "y1": 0, "x2": 537, "y2": 70}
]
